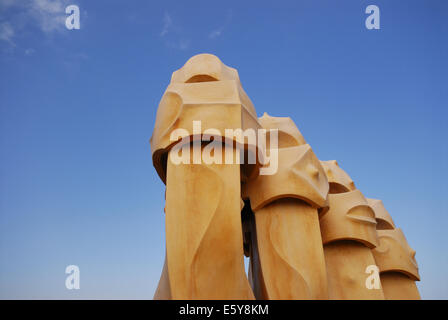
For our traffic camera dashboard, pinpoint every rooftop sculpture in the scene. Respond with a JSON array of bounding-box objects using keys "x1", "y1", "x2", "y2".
[{"x1": 151, "y1": 54, "x2": 420, "y2": 300}]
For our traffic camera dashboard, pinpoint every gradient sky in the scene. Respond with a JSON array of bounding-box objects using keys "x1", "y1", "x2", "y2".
[{"x1": 0, "y1": 0, "x2": 447, "y2": 299}]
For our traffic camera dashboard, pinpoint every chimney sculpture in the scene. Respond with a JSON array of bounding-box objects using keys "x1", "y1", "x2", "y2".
[
  {"x1": 150, "y1": 54, "x2": 421, "y2": 300},
  {"x1": 319, "y1": 161, "x2": 385, "y2": 299},
  {"x1": 368, "y1": 199, "x2": 421, "y2": 299},
  {"x1": 150, "y1": 54, "x2": 259, "y2": 299},
  {"x1": 242, "y1": 114, "x2": 329, "y2": 299}
]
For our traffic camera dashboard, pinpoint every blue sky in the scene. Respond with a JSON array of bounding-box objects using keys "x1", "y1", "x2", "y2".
[{"x1": 0, "y1": 0, "x2": 447, "y2": 299}]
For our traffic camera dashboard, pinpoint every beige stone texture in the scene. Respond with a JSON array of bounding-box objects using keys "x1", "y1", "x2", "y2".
[
  {"x1": 320, "y1": 160, "x2": 356, "y2": 194},
  {"x1": 165, "y1": 144, "x2": 254, "y2": 299},
  {"x1": 380, "y1": 272, "x2": 421, "y2": 300},
  {"x1": 243, "y1": 114, "x2": 329, "y2": 299},
  {"x1": 151, "y1": 54, "x2": 421, "y2": 300},
  {"x1": 367, "y1": 198, "x2": 395, "y2": 230},
  {"x1": 319, "y1": 166, "x2": 384, "y2": 299},
  {"x1": 372, "y1": 228, "x2": 420, "y2": 299},
  {"x1": 244, "y1": 144, "x2": 329, "y2": 210},
  {"x1": 373, "y1": 229, "x2": 419, "y2": 280},
  {"x1": 252, "y1": 199, "x2": 328, "y2": 299},
  {"x1": 150, "y1": 54, "x2": 261, "y2": 183},
  {"x1": 320, "y1": 190, "x2": 378, "y2": 249},
  {"x1": 258, "y1": 112, "x2": 306, "y2": 148},
  {"x1": 324, "y1": 241, "x2": 385, "y2": 300},
  {"x1": 153, "y1": 255, "x2": 171, "y2": 300}
]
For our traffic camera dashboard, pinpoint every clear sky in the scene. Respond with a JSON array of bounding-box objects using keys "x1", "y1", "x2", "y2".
[{"x1": 0, "y1": 0, "x2": 447, "y2": 299}]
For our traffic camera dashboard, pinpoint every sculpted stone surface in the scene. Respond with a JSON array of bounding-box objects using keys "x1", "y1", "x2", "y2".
[
  {"x1": 258, "y1": 113, "x2": 306, "y2": 148},
  {"x1": 151, "y1": 54, "x2": 421, "y2": 300},
  {"x1": 373, "y1": 230, "x2": 419, "y2": 279},
  {"x1": 320, "y1": 160, "x2": 356, "y2": 194},
  {"x1": 250, "y1": 198, "x2": 329, "y2": 299},
  {"x1": 370, "y1": 207, "x2": 421, "y2": 299},
  {"x1": 319, "y1": 164, "x2": 384, "y2": 299},
  {"x1": 324, "y1": 241, "x2": 384, "y2": 300},
  {"x1": 170, "y1": 53, "x2": 240, "y2": 84},
  {"x1": 320, "y1": 190, "x2": 378, "y2": 248},
  {"x1": 244, "y1": 144, "x2": 329, "y2": 210},
  {"x1": 153, "y1": 255, "x2": 171, "y2": 300},
  {"x1": 150, "y1": 54, "x2": 261, "y2": 183},
  {"x1": 367, "y1": 198, "x2": 395, "y2": 230},
  {"x1": 243, "y1": 114, "x2": 329, "y2": 300},
  {"x1": 151, "y1": 54, "x2": 256, "y2": 299},
  {"x1": 380, "y1": 272, "x2": 421, "y2": 300},
  {"x1": 165, "y1": 146, "x2": 254, "y2": 299}
]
